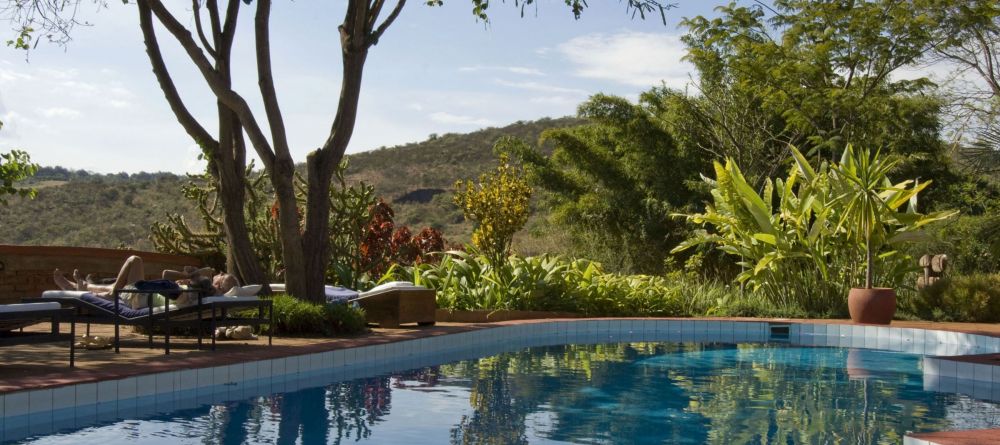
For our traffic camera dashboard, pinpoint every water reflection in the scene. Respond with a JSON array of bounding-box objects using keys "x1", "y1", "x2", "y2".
[{"x1": 14, "y1": 343, "x2": 1000, "y2": 445}]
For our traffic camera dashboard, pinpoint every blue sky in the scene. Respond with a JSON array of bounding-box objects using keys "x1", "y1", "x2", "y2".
[{"x1": 0, "y1": 1, "x2": 723, "y2": 174}]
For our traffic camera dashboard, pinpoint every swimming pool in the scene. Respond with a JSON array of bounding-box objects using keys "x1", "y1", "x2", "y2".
[
  {"x1": 0, "y1": 320, "x2": 1000, "y2": 444},
  {"x1": 4, "y1": 325, "x2": 1000, "y2": 445}
]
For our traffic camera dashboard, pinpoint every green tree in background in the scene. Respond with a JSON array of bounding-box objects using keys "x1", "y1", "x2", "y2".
[
  {"x1": 670, "y1": 0, "x2": 944, "y2": 184},
  {"x1": 0, "y1": 120, "x2": 38, "y2": 206},
  {"x1": 512, "y1": 92, "x2": 707, "y2": 274}
]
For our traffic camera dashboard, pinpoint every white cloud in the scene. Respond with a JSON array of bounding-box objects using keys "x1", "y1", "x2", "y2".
[
  {"x1": 0, "y1": 67, "x2": 32, "y2": 83},
  {"x1": 494, "y1": 79, "x2": 588, "y2": 96},
  {"x1": 428, "y1": 111, "x2": 494, "y2": 126},
  {"x1": 107, "y1": 99, "x2": 132, "y2": 109},
  {"x1": 0, "y1": 110, "x2": 46, "y2": 133},
  {"x1": 529, "y1": 95, "x2": 579, "y2": 107},
  {"x1": 37, "y1": 107, "x2": 81, "y2": 119},
  {"x1": 185, "y1": 144, "x2": 207, "y2": 174},
  {"x1": 459, "y1": 65, "x2": 545, "y2": 76},
  {"x1": 557, "y1": 31, "x2": 694, "y2": 88}
]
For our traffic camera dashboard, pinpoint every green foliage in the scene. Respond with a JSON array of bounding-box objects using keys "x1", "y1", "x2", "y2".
[
  {"x1": 270, "y1": 294, "x2": 367, "y2": 336},
  {"x1": 513, "y1": 92, "x2": 707, "y2": 274},
  {"x1": 901, "y1": 274, "x2": 1000, "y2": 322},
  {"x1": 453, "y1": 139, "x2": 532, "y2": 269},
  {"x1": 0, "y1": 118, "x2": 569, "y2": 253},
  {"x1": 832, "y1": 145, "x2": 938, "y2": 288},
  {"x1": 670, "y1": 0, "x2": 945, "y2": 186},
  {"x1": 152, "y1": 160, "x2": 381, "y2": 285},
  {"x1": 410, "y1": 250, "x2": 704, "y2": 317},
  {"x1": 345, "y1": 118, "x2": 578, "y2": 246},
  {"x1": 327, "y1": 167, "x2": 380, "y2": 288},
  {"x1": 151, "y1": 163, "x2": 281, "y2": 275},
  {"x1": 0, "y1": 149, "x2": 38, "y2": 206},
  {"x1": 914, "y1": 216, "x2": 1000, "y2": 275},
  {"x1": 0, "y1": 171, "x2": 197, "y2": 250},
  {"x1": 673, "y1": 146, "x2": 956, "y2": 315}
]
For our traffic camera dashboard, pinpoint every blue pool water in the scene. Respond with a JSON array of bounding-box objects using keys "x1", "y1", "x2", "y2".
[{"x1": 7, "y1": 342, "x2": 1000, "y2": 444}]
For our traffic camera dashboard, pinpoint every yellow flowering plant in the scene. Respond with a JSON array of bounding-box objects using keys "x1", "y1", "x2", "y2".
[{"x1": 453, "y1": 138, "x2": 533, "y2": 271}]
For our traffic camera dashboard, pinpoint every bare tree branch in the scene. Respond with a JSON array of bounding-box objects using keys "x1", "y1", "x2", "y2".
[
  {"x1": 137, "y1": 1, "x2": 217, "y2": 152},
  {"x1": 192, "y1": 0, "x2": 218, "y2": 60},
  {"x1": 142, "y1": 0, "x2": 277, "y2": 170}
]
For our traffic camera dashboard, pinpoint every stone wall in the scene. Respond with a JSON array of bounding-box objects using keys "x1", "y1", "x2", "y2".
[{"x1": 0, "y1": 245, "x2": 200, "y2": 304}]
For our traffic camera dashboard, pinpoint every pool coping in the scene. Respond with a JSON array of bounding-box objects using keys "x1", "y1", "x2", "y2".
[{"x1": 3, "y1": 317, "x2": 1000, "y2": 444}]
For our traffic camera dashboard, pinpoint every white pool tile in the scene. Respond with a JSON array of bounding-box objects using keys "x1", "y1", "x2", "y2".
[
  {"x1": 243, "y1": 360, "x2": 260, "y2": 381},
  {"x1": 195, "y1": 366, "x2": 214, "y2": 388},
  {"x1": 135, "y1": 375, "x2": 156, "y2": 398},
  {"x1": 231, "y1": 363, "x2": 247, "y2": 382},
  {"x1": 272, "y1": 357, "x2": 287, "y2": 376},
  {"x1": 876, "y1": 336, "x2": 889, "y2": 350},
  {"x1": 864, "y1": 332, "x2": 877, "y2": 349},
  {"x1": 173, "y1": 370, "x2": 195, "y2": 392},
  {"x1": 956, "y1": 362, "x2": 976, "y2": 381},
  {"x1": 50, "y1": 386, "x2": 75, "y2": 412},
  {"x1": 154, "y1": 372, "x2": 175, "y2": 395},
  {"x1": 117, "y1": 377, "x2": 138, "y2": 400},
  {"x1": 973, "y1": 363, "x2": 993, "y2": 382},
  {"x1": 938, "y1": 359, "x2": 958, "y2": 378},
  {"x1": 75, "y1": 382, "x2": 98, "y2": 406},
  {"x1": 281, "y1": 356, "x2": 299, "y2": 375},
  {"x1": 212, "y1": 366, "x2": 229, "y2": 386},
  {"x1": 28, "y1": 389, "x2": 52, "y2": 413}
]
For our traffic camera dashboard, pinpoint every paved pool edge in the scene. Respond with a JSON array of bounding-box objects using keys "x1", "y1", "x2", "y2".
[{"x1": 3, "y1": 318, "x2": 1000, "y2": 444}]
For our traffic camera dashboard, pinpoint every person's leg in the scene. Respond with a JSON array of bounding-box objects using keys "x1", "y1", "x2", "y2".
[
  {"x1": 53, "y1": 269, "x2": 112, "y2": 294},
  {"x1": 111, "y1": 255, "x2": 145, "y2": 292}
]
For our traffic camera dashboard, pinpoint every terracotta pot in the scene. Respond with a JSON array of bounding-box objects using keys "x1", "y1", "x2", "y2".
[{"x1": 848, "y1": 287, "x2": 896, "y2": 325}]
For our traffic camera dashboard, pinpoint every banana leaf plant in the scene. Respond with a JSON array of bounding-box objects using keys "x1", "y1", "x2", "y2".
[{"x1": 673, "y1": 144, "x2": 957, "y2": 313}]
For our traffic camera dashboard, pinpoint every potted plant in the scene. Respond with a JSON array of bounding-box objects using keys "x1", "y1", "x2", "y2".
[{"x1": 832, "y1": 145, "x2": 955, "y2": 324}]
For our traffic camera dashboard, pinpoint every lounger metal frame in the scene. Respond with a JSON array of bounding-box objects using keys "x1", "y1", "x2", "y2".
[
  {"x1": 0, "y1": 307, "x2": 76, "y2": 366},
  {"x1": 30, "y1": 290, "x2": 272, "y2": 354}
]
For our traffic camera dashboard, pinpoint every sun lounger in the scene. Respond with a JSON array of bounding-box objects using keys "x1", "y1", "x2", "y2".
[
  {"x1": 0, "y1": 302, "x2": 75, "y2": 366},
  {"x1": 30, "y1": 289, "x2": 272, "y2": 354},
  {"x1": 269, "y1": 281, "x2": 436, "y2": 328}
]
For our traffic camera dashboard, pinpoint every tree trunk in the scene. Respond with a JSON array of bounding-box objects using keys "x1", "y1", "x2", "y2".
[
  {"x1": 270, "y1": 157, "x2": 308, "y2": 298},
  {"x1": 215, "y1": 130, "x2": 267, "y2": 288},
  {"x1": 865, "y1": 234, "x2": 873, "y2": 289},
  {"x1": 301, "y1": 153, "x2": 336, "y2": 303}
]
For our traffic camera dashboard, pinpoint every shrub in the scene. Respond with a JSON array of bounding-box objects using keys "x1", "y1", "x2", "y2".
[
  {"x1": 673, "y1": 146, "x2": 956, "y2": 316},
  {"x1": 910, "y1": 215, "x2": 1000, "y2": 275},
  {"x1": 271, "y1": 294, "x2": 367, "y2": 336},
  {"x1": 453, "y1": 138, "x2": 532, "y2": 270},
  {"x1": 901, "y1": 274, "x2": 1000, "y2": 322},
  {"x1": 409, "y1": 251, "x2": 701, "y2": 317}
]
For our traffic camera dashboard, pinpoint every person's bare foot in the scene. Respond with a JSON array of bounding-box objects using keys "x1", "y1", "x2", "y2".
[
  {"x1": 53, "y1": 269, "x2": 77, "y2": 291},
  {"x1": 72, "y1": 269, "x2": 88, "y2": 291}
]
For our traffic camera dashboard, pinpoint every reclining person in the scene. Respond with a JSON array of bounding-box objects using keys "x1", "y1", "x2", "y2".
[{"x1": 53, "y1": 255, "x2": 239, "y2": 307}]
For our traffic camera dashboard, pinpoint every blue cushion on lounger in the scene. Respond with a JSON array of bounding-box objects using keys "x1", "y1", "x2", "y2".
[{"x1": 80, "y1": 294, "x2": 152, "y2": 318}]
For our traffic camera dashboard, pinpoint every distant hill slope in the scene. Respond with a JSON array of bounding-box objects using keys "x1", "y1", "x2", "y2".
[{"x1": 0, "y1": 117, "x2": 578, "y2": 251}]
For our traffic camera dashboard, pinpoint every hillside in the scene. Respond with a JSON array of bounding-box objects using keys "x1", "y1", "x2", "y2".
[{"x1": 0, "y1": 117, "x2": 578, "y2": 252}]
